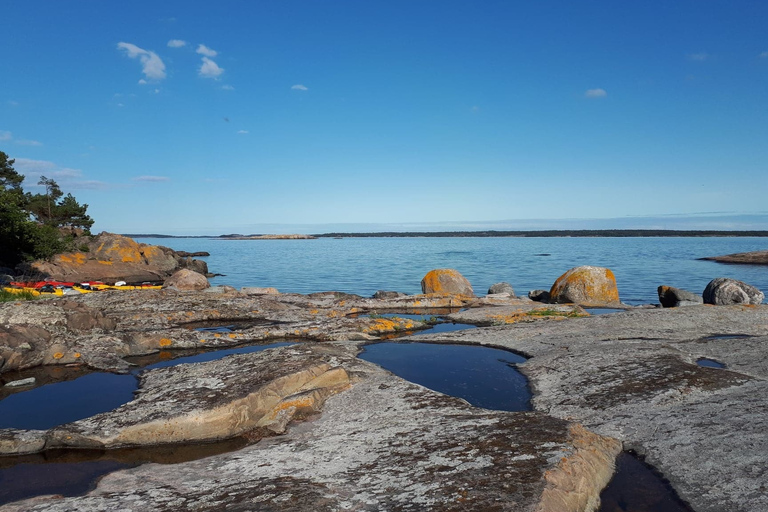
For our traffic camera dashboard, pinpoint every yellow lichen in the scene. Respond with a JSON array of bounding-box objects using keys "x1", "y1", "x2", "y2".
[
  {"x1": 53, "y1": 352, "x2": 64, "y2": 359},
  {"x1": 159, "y1": 338, "x2": 173, "y2": 347},
  {"x1": 74, "y1": 352, "x2": 81, "y2": 358}
]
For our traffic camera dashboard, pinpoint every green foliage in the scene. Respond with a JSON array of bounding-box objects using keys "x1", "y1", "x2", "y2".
[
  {"x1": 0, "y1": 150, "x2": 95, "y2": 267},
  {"x1": 0, "y1": 288, "x2": 38, "y2": 302}
]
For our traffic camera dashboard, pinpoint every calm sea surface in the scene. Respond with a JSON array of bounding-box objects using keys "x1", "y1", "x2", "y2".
[{"x1": 135, "y1": 237, "x2": 768, "y2": 305}]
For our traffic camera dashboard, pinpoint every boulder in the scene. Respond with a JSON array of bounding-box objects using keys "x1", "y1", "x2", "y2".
[
  {"x1": 703, "y1": 278, "x2": 764, "y2": 305},
  {"x1": 549, "y1": 266, "x2": 620, "y2": 306},
  {"x1": 528, "y1": 289, "x2": 551, "y2": 302},
  {"x1": 27, "y1": 232, "x2": 208, "y2": 284},
  {"x1": 163, "y1": 269, "x2": 210, "y2": 291},
  {"x1": 657, "y1": 285, "x2": 703, "y2": 308},
  {"x1": 420, "y1": 269, "x2": 474, "y2": 296},
  {"x1": 487, "y1": 282, "x2": 515, "y2": 296}
]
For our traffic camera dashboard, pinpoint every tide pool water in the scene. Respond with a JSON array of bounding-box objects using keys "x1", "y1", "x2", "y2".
[{"x1": 137, "y1": 236, "x2": 768, "y2": 305}]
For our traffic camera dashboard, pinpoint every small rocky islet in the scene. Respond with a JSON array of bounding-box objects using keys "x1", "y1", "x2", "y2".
[{"x1": 0, "y1": 238, "x2": 766, "y2": 511}]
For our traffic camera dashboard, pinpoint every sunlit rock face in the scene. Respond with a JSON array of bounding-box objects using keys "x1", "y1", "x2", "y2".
[
  {"x1": 421, "y1": 268, "x2": 474, "y2": 296},
  {"x1": 549, "y1": 265, "x2": 620, "y2": 307}
]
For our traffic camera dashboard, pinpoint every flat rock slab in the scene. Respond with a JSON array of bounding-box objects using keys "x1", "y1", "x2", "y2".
[
  {"x1": 700, "y1": 250, "x2": 768, "y2": 265},
  {"x1": 1, "y1": 360, "x2": 620, "y2": 512},
  {"x1": 416, "y1": 305, "x2": 768, "y2": 512}
]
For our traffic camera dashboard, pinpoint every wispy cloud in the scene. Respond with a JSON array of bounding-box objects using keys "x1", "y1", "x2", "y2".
[
  {"x1": 291, "y1": 84, "x2": 308, "y2": 91},
  {"x1": 15, "y1": 139, "x2": 43, "y2": 146},
  {"x1": 221, "y1": 84, "x2": 235, "y2": 91},
  {"x1": 8, "y1": 100, "x2": 19, "y2": 107},
  {"x1": 760, "y1": 51, "x2": 768, "y2": 59},
  {"x1": 199, "y1": 57, "x2": 224, "y2": 78},
  {"x1": 584, "y1": 88, "x2": 607, "y2": 98},
  {"x1": 133, "y1": 175, "x2": 170, "y2": 182},
  {"x1": 237, "y1": 130, "x2": 249, "y2": 134},
  {"x1": 14, "y1": 158, "x2": 110, "y2": 190},
  {"x1": 688, "y1": 52, "x2": 709, "y2": 62},
  {"x1": 117, "y1": 42, "x2": 166, "y2": 81},
  {"x1": 0, "y1": 131, "x2": 43, "y2": 146},
  {"x1": 167, "y1": 39, "x2": 187, "y2": 48},
  {"x1": 196, "y1": 44, "x2": 218, "y2": 57}
]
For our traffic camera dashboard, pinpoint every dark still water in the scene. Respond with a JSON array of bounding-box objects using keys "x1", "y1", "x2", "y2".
[
  {"x1": 137, "y1": 237, "x2": 768, "y2": 304},
  {"x1": 359, "y1": 342, "x2": 531, "y2": 411}
]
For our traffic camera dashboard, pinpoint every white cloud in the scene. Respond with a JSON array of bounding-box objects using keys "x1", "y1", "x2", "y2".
[
  {"x1": 291, "y1": 84, "x2": 308, "y2": 91},
  {"x1": 133, "y1": 175, "x2": 170, "y2": 182},
  {"x1": 196, "y1": 44, "x2": 218, "y2": 57},
  {"x1": 221, "y1": 84, "x2": 235, "y2": 90},
  {"x1": 199, "y1": 57, "x2": 224, "y2": 78},
  {"x1": 0, "y1": 131, "x2": 43, "y2": 146},
  {"x1": 117, "y1": 103, "x2": 125, "y2": 107},
  {"x1": 13, "y1": 158, "x2": 110, "y2": 189},
  {"x1": 237, "y1": 130, "x2": 249, "y2": 134},
  {"x1": 760, "y1": 51, "x2": 768, "y2": 59},
  {"x1": 117, "y1": 42, "x2": 167, "y2": 81},
  {"x1": 167, "y1": 39, "x2": 187, "y2": 48},
  {"x1": 688, "y1": 52, "x2": 709, "y2": 61},
  {"x1": 138, "y1": 79, "x2": 147, "y2": 85},
  {"x1": 584, "y1": 88, "x2": 607, "y2": 98},
  {"x1": 15, "y1": 139, "x2": 43, "y2": 146}
]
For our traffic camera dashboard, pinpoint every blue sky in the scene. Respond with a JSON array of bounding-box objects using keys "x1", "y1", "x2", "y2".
[{"x1": 2, "y1": 1, "x2": 767, "y2": 234}]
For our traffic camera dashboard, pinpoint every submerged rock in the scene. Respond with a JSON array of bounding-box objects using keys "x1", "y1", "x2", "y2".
[
  {"x1": 372, "y1": 290, "x2": 406, "y2": 299},
  {"x1": 703, "y1": 277, "x2": 764, "y2": 305},
  {"x1": 549, "y1": 266, "x2": 620, "y2": 306},
  {"x1": 658, "y1": 285, "x2": 703, "y2": 308},
  {"x1": 421, "y1": 268, "x2": 474, "y2": 296}
]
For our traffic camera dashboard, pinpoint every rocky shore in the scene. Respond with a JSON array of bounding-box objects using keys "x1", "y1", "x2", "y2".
[
  {"x1": 700, "y1": 249, "x2": 768, "y2": 265},
  {"x1": 0, "y1": 265, "x2": 766, "y2": 511}
]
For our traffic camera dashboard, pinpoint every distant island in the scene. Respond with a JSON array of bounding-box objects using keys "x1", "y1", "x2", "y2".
[{"x1": 124, "y1": 229, "x2": 768, "y2": 239}]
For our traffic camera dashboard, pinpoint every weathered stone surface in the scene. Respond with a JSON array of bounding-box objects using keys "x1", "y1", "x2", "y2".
[
  {"x1": 421, "y1": 268, "x2": 474, "y2": 296},
  {"x1": 241, "y1": 286, "x2": 279, "y2": 295},
  {"x1": 529, "y1": 289, "x2": 550, "y2": 302},
  {"x1": 26, "y1": 232, "x2": 207, "y2": 284},
  {"x1": 1, "y1": 350, "x2": 620, "y2": 512},
  {"x1": 700, "y1": 250, "x2": 768, "y2": 265},
  {"x1": 3, "y1": 377, "x2": 35, "y2": 387},
  {"x1": 549, "y1": 266, "x2": 620, "y2": 306},
  {"x1": 372, "y1": 290, "x2": 406, "y2": 299},
  {"x1": 703, "y1": 277, "x2": 764, "y2": 305},
  {"x1": 488, "y1": 282, "x2": 515, "y2": 296},
  {"x1": 45, "y1": 345, "x2": 350, "y2": 450},
  {"x1": 0, "y1": 429, "x2": 46, "y2": 455},
  {"x1": 657, "y1": 285, "x2": 703, "y2": 308},
  {"x1": 416, "y1": 305, "x2": 768, "y2": 512},
  {"x1": 163, "y1": 269, "x2": 210, "y2": 291}
]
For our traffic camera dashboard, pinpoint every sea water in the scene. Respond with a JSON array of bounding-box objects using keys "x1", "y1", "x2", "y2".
[{"x1": 137, "y1": 237, "x2": 768, "y2": 305}]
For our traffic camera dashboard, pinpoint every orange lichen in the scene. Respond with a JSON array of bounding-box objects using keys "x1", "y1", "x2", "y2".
[
  {"x1": 74, "y1": 352, "x2": 81, "y2": 358},
  {"x1": 159, "y1": 338, "x2": 173, "y2": 347},
  {"x1": 53, "y1": 352, "x2": 64, "y2": 359},
  {"x1": 549, "y1": 266, "x2": 620, "y2": 305},
  {"x1": 228, "y1": 333, "x2": 237, "y2": 338}
]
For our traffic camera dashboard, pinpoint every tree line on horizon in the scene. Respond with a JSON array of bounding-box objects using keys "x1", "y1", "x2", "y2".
[{"x1": 0, "y1": 150, "x2": 94, "y2": 268}]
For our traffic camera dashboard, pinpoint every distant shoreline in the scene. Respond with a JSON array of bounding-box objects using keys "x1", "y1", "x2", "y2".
[{"x1": 123, "y1": 229, "x2": 768, "y2": 239}]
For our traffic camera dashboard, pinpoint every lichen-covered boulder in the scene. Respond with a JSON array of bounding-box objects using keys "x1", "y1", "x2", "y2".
[
  {"x1": 488, "y1": 282, "x2": 515, "y2": 296},
  {"x1": 549, "y1": 266, "x2": 620, "y2": 306},
  {"x1": 163, "y1": 269, "x2": 210, "y2": 291},
  {"x1": 421, "y1": 269, "x2": 474, "y2": 296},
  {"x1": 703, "y1": 278, "x2": 764, "y2": 305},
  {"x1": 658, "y1": 285, "x2": 703, "y2": 308}
]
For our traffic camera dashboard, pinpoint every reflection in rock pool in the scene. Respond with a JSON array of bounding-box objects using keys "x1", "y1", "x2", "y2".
[
  {"x1": 359, "y1": 342, "x2": 531, "y2": 411},
  {"x1": 696, "y1": 357, "x2": 726, "y2": 369}
]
